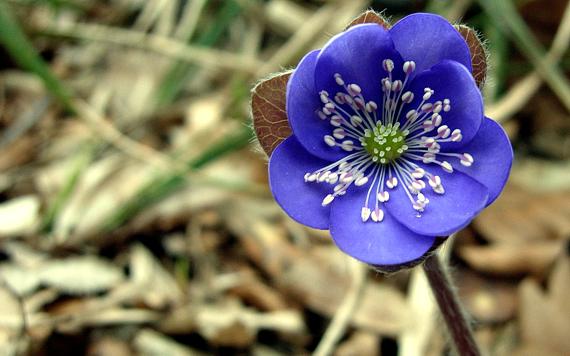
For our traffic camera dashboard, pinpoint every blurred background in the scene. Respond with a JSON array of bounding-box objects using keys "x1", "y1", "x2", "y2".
[{"x1": 0, "y1": 0, "x2": 569, "y2": 355}]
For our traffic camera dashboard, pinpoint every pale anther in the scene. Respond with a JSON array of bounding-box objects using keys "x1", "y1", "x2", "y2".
[
  {"x1": 386, "y1": 176, "x2": 398, "y2": 189},
  {"x1": 348, "y1": 84, "x2": 361, "y2": 96},
  {"x1": 355, "y1": 176, "x2": 369, "y2": 186},
  {"x1": 322, "y1": 194, "x2": 335, "y2": 207},
  {"x1": 402, "y1": 91, "x2": 414, "y2": 103},
  {"x1": 334, "y1": 73, "x2": 344, "y2": 86},
  {"x1": 333, "y1": 128, "x2": 345, "y2": 139},
  {"x1": 377, "y1": 191, "x2": 390, "y2": 202},
  {"x1": 361, "y1": 207, "x2": 371, "y2": 222},
  {"x1": 383, "y1": 59, "x2": 394, "y2": 72},
  {"x1": 441, "y1": 161, "x2": 453, "y2": 173},
  {"x1": 432, "y1": 114, "x2": 442, "y2": 127},
  {"x1": 371, "y1": 208, "x2": 384, "y2": 222},
  {"x1": 403, "y1": 61, "x2": 416, "y2": 74}
]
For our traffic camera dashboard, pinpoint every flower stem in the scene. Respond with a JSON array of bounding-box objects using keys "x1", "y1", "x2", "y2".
[{"x1": 422, "y1": 253, "x2": 481, "y2": 356}]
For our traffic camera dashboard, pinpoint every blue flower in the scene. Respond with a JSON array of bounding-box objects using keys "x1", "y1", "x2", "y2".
[{"x1": 268, "y1": 13, "x2": 513, "y2": 269}]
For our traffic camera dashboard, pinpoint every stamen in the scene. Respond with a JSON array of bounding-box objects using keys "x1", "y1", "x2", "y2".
[
  {"x1": 377, "y1": 191, "x2": 390, "y2": 202},
  {"x1": 324, "y1": 135, "x2": 336, "y2": 146},
  {"x1": 403, "y1": 61, "x2": 416, "y2": 75},
  {"x1": 371, "y1": 208, "x2": 384, "y2": 222},
  {"x1": 460, "y1": 153, "x2": 474, "y2": 167},
  {"x1": 383, "y1": 59, "x2": 394, "y2": 72},
  {"x1": 333, "y1": 128, "x2": 346, "y2": 139},
  {"x1": 361, "y1": 207, "x2": 371, "y2": 222},
  {"x1": 355, "y1": 176, "x2": 369, "y2": 186},
  {"x1": 386, "y1": 176, "x2": 398, "y2": 189},
  {"x1": 441, "y1": 161, "x2": 453, "y2": 173},
  {"x1": 305, "y1": 63, "x2": 474, "y2": 222},
  {"x1": 334, "y1": 73, "x2": 345, "y2": 86},
  {"x1": 322, "y1": 194, "x2": 335, "y2": 206}
]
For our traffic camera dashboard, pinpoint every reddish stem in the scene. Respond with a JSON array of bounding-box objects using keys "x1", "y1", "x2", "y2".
[{"x1": 422, "y1": 254, "x2": 481, "y2": 356}]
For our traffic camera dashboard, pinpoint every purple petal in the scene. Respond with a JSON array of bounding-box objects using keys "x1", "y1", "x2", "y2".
[
  {"x1": 389, "y1": 13, "x2": 472, "y2": 74},
  {"x1": 385, "y1": 165, "x2": 489, "y2": 236},
  {"x1": 403, "y1": 60, "x2": 483, "y2": 149},
  {"x1": 315, "y1": 24, "x2": 404, "y2": 110},
  {"x1": 329, "y1": 185, "x2": 436, "y2": 266},
  {"x1": 269, "y1": 136, "x2": 332, "y2": 229},
  {"x1": 455, "y1": 117, "x2": 513, "y2": 206},
  {"x1": 287, "y1": 50, "x2": 345, "y2": 161}
]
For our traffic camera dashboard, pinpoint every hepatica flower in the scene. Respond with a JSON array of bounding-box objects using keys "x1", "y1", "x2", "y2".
[{"x1": 255, "y1": 13, "x2": 512, "y2": 270}]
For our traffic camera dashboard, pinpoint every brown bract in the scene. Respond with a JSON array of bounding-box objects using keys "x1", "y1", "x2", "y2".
[
  {"x1": 251, "y1": 71, "x2": 292, "y2": 156},
  {"x1": 455, "y1": 24, "x2": 488, "y2": 88},
  {"x1": 345, "y1": 10, "x2": 391, "y2": 30}
]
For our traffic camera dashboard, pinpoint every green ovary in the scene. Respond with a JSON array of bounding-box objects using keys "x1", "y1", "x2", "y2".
[{"x1": 362, "y1": 124, "x2": 408, "y2": 164}]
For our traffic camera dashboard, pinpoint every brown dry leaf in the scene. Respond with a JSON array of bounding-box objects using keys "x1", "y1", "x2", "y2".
[
  {"x1": 229, "y1": 270, "x2": 289, "y2": 311},
  {"x1": 517, "y1": 267, "x2": 570, "y2": 354},
  {"x1": 345, "y1": 10, "x2": 391, "y2": 30},
  {"x1": 335, "y1": 331, "x2": 379, "y2": 356},
  {"x1": 549, "y1": 256, "x2": 570, "y2": 317},
  {"x1": 0, "y1": 135, "x2": 37, "y2": 171},
  {"x1": 60, "y1": 308, "x2": 160, "y2": 331},
  {"x1": 251, "y1": 71, "x2": 292, "y2": 156},
  {"x1": 128, "y1": 244, "x2": 184, "y2": 309},
  {"x1": 223, "y1": 204, "x2": 409, "y2": 335},
  {"x1": 513, "y1": 345, "x2": 567, "y2": 356},
  {"x1": 280, "y1": 248, "x2": 410, "y2": 335},
  {"x1": 38, "y1": 256, "x2": 124, "y2": 294},
  {"x1": 474, "y1": 184, "x2": 570, "y2": 244},
  {"x1": 87, "y1": 337, "x2": 131, "y2": 356},
  {"x1": 458, "y1": 240, "x2": 564, "y2": 277},
  {"x1": 456, "y1": 270, "x2": 518, "y2": 323},
  {"x1": 0, "y1": 195, "x2": 40, "y2": 238},
  {"x1": 511, "y1": 158, "x2": 570, "y2": 191},
  {"x1": 0, "y1": 264, "x2": 41, "y2": 296},
  {"x1": 133, "y1": 329, "x2": 204, "y2": 356},
  {"x1": 455, "y1": 25, "x2": 487, "y2": 88},
  {"x1": 0, "y1": 286, "x2": 28, "y2": 355},
  {"x1": 194, "y1": 298, "x2": 305, "y2": 348}
]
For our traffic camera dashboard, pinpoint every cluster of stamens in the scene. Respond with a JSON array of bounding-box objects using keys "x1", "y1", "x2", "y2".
[{"x1": 305, "y1": 59, "x2": 475, "y2": 223}]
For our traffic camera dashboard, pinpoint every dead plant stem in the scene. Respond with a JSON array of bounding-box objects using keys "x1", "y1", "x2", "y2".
[{"x1": 313, "y1": 258, "x2": 367, "y2": 356}]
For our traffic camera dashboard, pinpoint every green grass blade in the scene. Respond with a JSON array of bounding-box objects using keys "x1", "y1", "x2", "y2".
[
  {"x1": 0, "y1": 2, "x2": 74, "y2": 110},
  {"x1": 40, "y1": 144, "x2": 95, "y2": 233},
  {"x1": 477, "y1": 0, "x2": 570, "y2": 111},
  {"x1": 154, "y1": 0, "x2": 241, "y2": 107},
  {"x1": 104, "y1": 126, "x2": 253, "y2": 231}
]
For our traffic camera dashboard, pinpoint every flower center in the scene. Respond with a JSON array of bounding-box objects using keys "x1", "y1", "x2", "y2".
[
  {"x1": 362, "y1": 123, "x2": 408, "y2": 164},
  {"x1": 304, "y1": 58, "x2": 475, "y2": 223}
]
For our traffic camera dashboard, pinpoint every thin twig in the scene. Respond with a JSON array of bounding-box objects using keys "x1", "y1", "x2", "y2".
[
  {"x1": 487, "y1": 0, "x2": 570, "y2": 122},
  {"x1": 73, "y1": 99, "x2": 182, "y2": 171},
  {"x1": 256, "y1": 0, "x2": 366, "y2": 77},
  {"x1": 423, "y1": 253, "x2": 481, "y2": 356},
  {"x1": 313, "y1": 258, "x2": 367, "y2": 356},
  {"x1": 174, "y1": 0, "x2": 207, "y2": 41},
  {"x1": 37, "y1": 22, "x2": 263, "y2": 74}
]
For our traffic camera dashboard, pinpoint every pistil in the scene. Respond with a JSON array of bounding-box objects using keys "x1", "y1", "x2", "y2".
[{"x1": 304, "y1": 58, "x2": 475, "y2": 222}]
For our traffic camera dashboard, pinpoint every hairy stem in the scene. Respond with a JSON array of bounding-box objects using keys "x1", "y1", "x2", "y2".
[{"x1": 423, "y1": 253, "x2": 481, "y2": 356}]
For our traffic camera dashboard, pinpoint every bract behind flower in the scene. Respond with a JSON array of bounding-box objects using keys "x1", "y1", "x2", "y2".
[{"x1": 253, "y1": 12, "x2": 512, "y2": 271}]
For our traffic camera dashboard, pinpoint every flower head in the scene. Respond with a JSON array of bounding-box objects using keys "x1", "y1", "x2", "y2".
[{"x1": 263, "y1": 13, "x2": 512, "y2": 270}]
